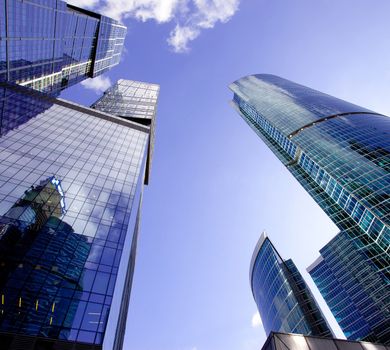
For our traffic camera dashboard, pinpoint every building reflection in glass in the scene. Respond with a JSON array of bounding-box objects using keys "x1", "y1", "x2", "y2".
[
  {"x1": 0, "y1": 80, "x2": 157, "y2": 348},
  {"x1": 0, "y1": 177, "x2": 91, "y2": 340}
]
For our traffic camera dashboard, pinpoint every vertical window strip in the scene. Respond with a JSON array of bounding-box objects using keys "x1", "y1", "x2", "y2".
[{"x1": 235, "y1": 96, "x2": 297, "y2": 159}]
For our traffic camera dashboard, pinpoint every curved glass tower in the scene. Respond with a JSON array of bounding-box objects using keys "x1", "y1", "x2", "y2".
[
  {"x1": 231, "y1": 74, "x2": 389, "y2": 343},
  {"x1": 230, "y1": 75, "x2": 389, "y2": 264},
  {"x1": 250, "y1": 233, "x2": 333, "y2": 337}
]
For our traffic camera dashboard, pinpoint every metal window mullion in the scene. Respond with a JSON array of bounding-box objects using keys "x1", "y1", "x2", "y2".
[
  {"x1": 5, "y1": 0, "x2": 10, "y2": 81},
  {"x1": 50, "y1": 0, "x2": 60, "y2": 89}
]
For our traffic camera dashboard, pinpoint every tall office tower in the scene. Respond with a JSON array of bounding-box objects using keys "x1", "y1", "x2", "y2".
[
  {"x1": 91, "y1": 79, "x2": 159, "y2": 184},
  {"x1": 230, "y1": 74, "x2": 390, "y2": 342},
  {"x1": 308, "y1": 232, "x2": 390, "y2": 344},
  {"x1": 250, "y1": 232, "x2": 333, "y2": 337},
  {"x1": 0, "y1": 79, "x2": 159, "y2": 349},
  {"x1": 0, "y1": 0, "x2": 126, "y2": 95}
]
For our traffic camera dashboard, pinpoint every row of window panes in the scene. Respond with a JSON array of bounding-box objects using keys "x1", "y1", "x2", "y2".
[
  {"x1": 235, "y1": 95, "x2": 297, "y2": 159},
  {"x1": 235, "y1": 94, "x2": 389, "y2": 251},
  {"x1": 298, "y1": 153, "x2": 387, "y2": 246}
]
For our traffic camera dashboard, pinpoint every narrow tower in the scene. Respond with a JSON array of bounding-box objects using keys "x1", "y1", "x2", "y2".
[{"x1": 250, "y1": 232, "x2": 333, "y2": 337}]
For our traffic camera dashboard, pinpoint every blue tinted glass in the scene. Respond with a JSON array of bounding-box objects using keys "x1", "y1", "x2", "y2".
[{"x1": 0, "y1": 82, "x2": 151, "y2": 346}]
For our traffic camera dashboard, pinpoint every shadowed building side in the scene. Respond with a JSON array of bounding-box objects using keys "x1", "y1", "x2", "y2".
[{"x1": 308, "y1": 232, "x2": 390, "y2": 344}]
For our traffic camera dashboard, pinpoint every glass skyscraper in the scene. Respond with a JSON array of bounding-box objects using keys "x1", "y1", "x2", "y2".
[
  {"x1": 1, "y1": 0, "x2": 126, "y2": 95},
  {"x1": 91, "y1": 79, "x2": 159, "y2": 184},
  {"x1": 230, "y1": 74, "x2": 389, "y2": 343},
  {"x1": 308, "y1": 232, "x2": 390, "y2": 344},
  {"x1": 0, "y1": 78, "x2": 159, "y2": 349},
  {"x1": 250, "y1": 232, "x2": 333, "y2": 337}
]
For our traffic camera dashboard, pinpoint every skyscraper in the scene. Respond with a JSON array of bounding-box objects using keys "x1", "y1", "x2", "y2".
[
  {"x1": 0, "y1": 78, "x2": 159, "y2": 349},
  {"x1": 308, "y1": 232, "x2": 390, "y2": 344},
  {"x1": 250, "y1": 232, "x2": 333, "y2": 337},
  {"x1": 91, "y1": 79, "x2": 159, "y2": 184},
  {"x1": 1, "y1": 0, "x2": 126, "y2": 95},
  {"x1": 230, "y1": 74, "x2": 389, "y2": 342}
]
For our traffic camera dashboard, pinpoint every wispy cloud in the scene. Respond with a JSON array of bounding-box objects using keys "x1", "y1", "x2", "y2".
[
  {"x1": 168, "y1": 25, "x2": 200, "y2": 53},
  {"x1": 168, "y1": 0, "x2": 239, "y2": 52},
  {"x1": 68, "y1": 0, "x2": 240, "y2": 53},
  {"x1": 251, "y1": 311, "x2": 262, "y2": 328},
  {"x1": 81, "y1": 75, "x2": 112, "y2": 94}
]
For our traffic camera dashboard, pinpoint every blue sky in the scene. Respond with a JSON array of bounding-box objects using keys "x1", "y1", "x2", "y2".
[{"x1": 62, "y1": 1, "x2": 390, "y2": 349}]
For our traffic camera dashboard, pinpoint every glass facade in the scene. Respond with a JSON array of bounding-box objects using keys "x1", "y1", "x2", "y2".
[
  {"x1": 308, "y1": 232, "x2": 390, "y2": 344},
  {"x1": 91, "y1": 79, "x2": 160, "y2": 184},
  {"x1": 230, "y1": 74, "x2": 389, "y2": 343},
  {"x1": 0, "y1": 79, "x2": 159, "y2": 349},
  {"x1": 261, "y1": 332, "x2": 390, "y2": 350},
  {"x1": 250, "y1": 233, "x2": 333, "y2": 337},
  {"x1": 0, "y1": 0, "x2": 126, "y2": 95}
]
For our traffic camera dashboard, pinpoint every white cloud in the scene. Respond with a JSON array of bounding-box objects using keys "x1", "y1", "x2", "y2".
[
  {"x1": 99, "y1": 0, "x2": 183, "y2": 23},
  {"x1": 71, "y1": 0, "x2": 240, "y2": 53},
  {"x1": 194, "y1": 0, "x2": 239, "y2": 28},
  {"x1": 251, "y1": 311, "x2": 262, "y2": 328},
  {"x1": 81, "y1": 75, "x2": 112, "y2": 93},
  {"x1": 166, "y1": 0, "x2": 239, "y2": 52},
  {"x1": 167, "y1": 25, "x2": 200, "y2": 53},
  {"x1": 67, "y1": 0, "x2": 99, "y2": 8}
]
